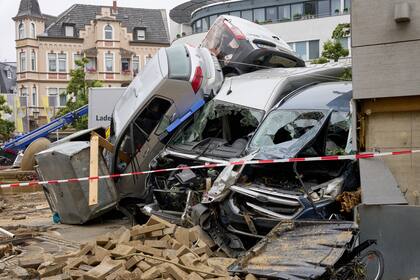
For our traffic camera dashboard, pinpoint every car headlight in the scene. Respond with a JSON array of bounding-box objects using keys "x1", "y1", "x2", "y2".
[{"x1": 309, "y1": 177, "x2": 344, "y2": 201}]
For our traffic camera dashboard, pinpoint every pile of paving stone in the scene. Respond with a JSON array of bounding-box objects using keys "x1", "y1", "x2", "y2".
[{"x1": 6, "y1": 215, "x2": 257, "y2": 280}]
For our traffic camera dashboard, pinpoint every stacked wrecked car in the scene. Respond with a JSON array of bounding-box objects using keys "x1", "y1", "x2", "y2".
[{"x1": 32, "y1": 15, "x2": 369, "y2": 278}]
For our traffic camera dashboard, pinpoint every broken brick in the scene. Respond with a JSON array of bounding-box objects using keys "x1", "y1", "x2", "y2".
[
  {"x1": 110, "y1": 244, "x2": 136, "y2": 258},
  {"x1": 174, "y1": 227, "x2": 190, "y2": 247},
  {"x1": 187, "y1": 272, "x2": 204, "y2": 280},
  {"x1": 139, "y1": 264, "x2": 168, "y2": 280},
  {"x1": 117, "y1": 229, "x2": 131, "y2": 244},
  {"x1": 84, "y1": 257, "x2": 124, "y2": 280},
  {"x1": 125, "y1": 255, "x2": 143, "y2": 270},
  {"x1": 131, "y1": 223, "x2": 166, "y2": 237},
  {"x1": 135, "y1": 244, "x2": 163, "y2": 257},
  {"x1": 167, "y1": 264, "x2": 189, "y2": 280},
  {"x1": 137, "y1": 261, "x2": 151, "y2": 272},
  {"x1": 144, "y1": 239, "x2": 168, "y2": 249}
]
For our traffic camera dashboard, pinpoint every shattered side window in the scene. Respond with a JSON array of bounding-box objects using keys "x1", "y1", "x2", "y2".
[
  {"x1": 326, "y1": 111, "x2": 350, "y2": 155},
  {"x1": 170, "y1": 100, "x2": 264, "y2": 146},
  {"x1": 250, "y1": 110, "x2": 326, "y2": 148}
]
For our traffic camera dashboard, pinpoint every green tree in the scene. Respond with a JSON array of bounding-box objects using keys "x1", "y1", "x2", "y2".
[
  {"x1": 321, "y1": 40, "x2": 349, "y2": 62},
  {"x1": 57, "y1": 58, "x2": 102, "y2": 129},
  {"x1": 0, "y1": 96, "x2": 15, "y2": 140},
  {"x1": 311, "y1": 23, "x2": 351, "y2": 64},
  {"x1": 332, "y1": 23, "x2": 351, "y2": 40}
]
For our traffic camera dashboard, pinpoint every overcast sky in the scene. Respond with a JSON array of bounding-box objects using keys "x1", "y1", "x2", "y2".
[{"x1": 0, "y1": 0, "x2": 185, "y2": 62}]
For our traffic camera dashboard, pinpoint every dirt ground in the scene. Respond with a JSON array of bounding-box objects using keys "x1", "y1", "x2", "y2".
[{"x1": 0, "y1": 189, "x2": 131, "y2": 244}]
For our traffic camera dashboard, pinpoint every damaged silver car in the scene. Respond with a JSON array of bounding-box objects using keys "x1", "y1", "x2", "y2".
[
  {"x1": 110, "y1": 44, "x2": 223, "y2": 202},
  {"x1": 144, "y1": 67, "x2": 351, "y2": 224},
  {"x1": 196, "y1": 82, "x2": 360, "y2": 255}
]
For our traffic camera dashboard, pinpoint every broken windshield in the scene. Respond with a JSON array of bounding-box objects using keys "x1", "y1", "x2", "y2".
[
  {"x1": 170, "y1": 100, "x2": 264, "y2": 152},
  {"x1": 250, "y1": 109, "x2": 350, "y2": 158}
]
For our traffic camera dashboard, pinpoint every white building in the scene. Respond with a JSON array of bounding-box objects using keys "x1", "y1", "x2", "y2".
[{"x1": 169, "y1": 0, "x2": 351, "y2": 61}]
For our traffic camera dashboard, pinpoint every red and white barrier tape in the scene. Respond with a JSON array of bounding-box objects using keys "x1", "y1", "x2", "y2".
[{"x1": 1, "y1": 149, "x2": 419, "y2": 189}]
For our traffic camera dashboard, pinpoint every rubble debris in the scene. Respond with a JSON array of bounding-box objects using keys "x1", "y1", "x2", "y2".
[
  {"x1": 0, "y1": 244, "x2": 13, "y2": 258},
  {"x1": 11, "y1": 266, "x2": 29, "y2": 279},
  {"x1": 34, "y1": 215, "x2": 236, "y2": 279},
  {"x1": 336, "y1": 189, "x2": 362, "y2": 213},
  {"x1": 11, "y1": 215, "x2": 27, "y2": 221}
]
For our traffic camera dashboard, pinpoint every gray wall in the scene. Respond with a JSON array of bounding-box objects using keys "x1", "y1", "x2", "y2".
[
  {"x1": 359, "y1": 205, "x2": 420, "y2": 279},
  {"x1": 352, "y1": 0, "x2": 420, "y2": 99}
]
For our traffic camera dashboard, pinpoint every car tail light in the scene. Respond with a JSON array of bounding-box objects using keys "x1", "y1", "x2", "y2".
[
  {"x1": 191, "y1": 66, "x2": 203, "y2": 93},
  {"x1": 224, "y1": 21, "x2": 246, "y2": 40}
]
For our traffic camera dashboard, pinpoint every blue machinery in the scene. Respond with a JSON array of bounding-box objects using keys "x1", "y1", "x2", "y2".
[{"x1": 1, "y1": 105, "x2": 88, "y2": 153}]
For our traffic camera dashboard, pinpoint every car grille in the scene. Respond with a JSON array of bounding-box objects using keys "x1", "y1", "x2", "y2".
[{"x1": 230, "y1": 185, "x2": 304, "y2": 219}]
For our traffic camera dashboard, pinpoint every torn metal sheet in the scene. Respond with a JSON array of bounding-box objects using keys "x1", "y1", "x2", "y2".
[
  {"x1": 229, "y1": 220, "x2": 355, "y2": 279},
  {"x1": 359, "y1": 158, "x2": 407, "y2": 205}
]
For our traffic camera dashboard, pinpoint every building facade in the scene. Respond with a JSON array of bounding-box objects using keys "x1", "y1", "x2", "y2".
[
  {"x1": 0, "y1": 62, "x2": 17, "y2": 125},
  {"x1": 13, "y1": 0, "x2": 170, "y2": 132},
  {"x1": 170, "y1": 0, "x2": 351, "y2": 61}
]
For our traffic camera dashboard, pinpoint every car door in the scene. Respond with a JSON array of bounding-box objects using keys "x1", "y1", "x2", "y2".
[{"x1": 114, "y1": 96, "x2": 173, "y2": 201}]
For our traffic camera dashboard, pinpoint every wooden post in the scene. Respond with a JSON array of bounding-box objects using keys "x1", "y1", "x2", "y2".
[{"x1": 89, "y1": 134, "x2": 99, "y2": 206}]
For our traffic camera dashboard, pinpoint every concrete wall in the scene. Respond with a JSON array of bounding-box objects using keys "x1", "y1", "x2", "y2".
[
  {"x1": 363, "y1": 106, "x2": 420, "y2": 205},
  {"x1": 352, "y1": 0, "x2": 420, "y2": 206},
  {"x1": 352, "y1": 0, "x2": 420, "y2": 99}
]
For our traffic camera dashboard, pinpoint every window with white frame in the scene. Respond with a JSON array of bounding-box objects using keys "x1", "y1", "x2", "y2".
[
  {"x1": 31, "y1": 50, "x2": 36, "y2": 71},
  {"x1": 6, "y1": 70, "x2": 12, "y2": 79},
  {"x1": 59, "y1": 88, "x2": 67, "y2": 107},
  {"x1": 73, "y1": 53, "x2": 82, "y2": 69},
  {"x1": 105, "y1": 53, "x2": 114, "y2": 72},
  {"x1": 289, "y1": 40, "x2": 320, "y2": 61},
  {"x1": 145, "y1": 55, "x2": 152, "y2": 66},
  {"x1": 18, "y1": 22, "x2": 25, "y2": 39},
  {"x1": 32, "y1": 85, "x2": 37, "y2": 106},
  {"x1": 47, "y1": 88, "x2": 58, "y2": 107},
  {"x1": 20, "y1": 51, "x2": 26, "y2": 72},
  {"x1": 86, "y1": 57, "x2": 97, "y2": 72},
  {"x1": 30, "y1": 23, "x2": 36, "y2": 38},
  {"x1": 48, "y1": 53, "x2": 57, "y2": 72},
  {"x1": 65, "y1": 25, "x2": 74, "y2": 37},
  {"x1": 58, "y1": 53, "x2": 67, "y2": 72},
  {"x1": 121, "y1": 58, "x2": 130, "y2": 72},
  {"x1": 338, "y1": 37, "x2": 350, "y2": 50},
  {"x1": 133, "y1": 56, "x2": 140, "y2": 75},
  {"x1": 136, "y1": 29, "x2": 146, "y2": 41},
  {"x1": 20, "y1": 87, "x2": 28, "y2": 107},
  {"x1": 104, "y1": 24, "x2": 113, "y2": 40}
]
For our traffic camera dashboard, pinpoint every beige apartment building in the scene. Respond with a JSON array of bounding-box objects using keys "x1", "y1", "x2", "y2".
[{"x1": 13, "y1": 0, "x2": 170, "y2": 132}]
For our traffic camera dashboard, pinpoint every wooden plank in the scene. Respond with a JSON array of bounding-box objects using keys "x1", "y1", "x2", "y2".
[
  {"x1": 91, "y1": 131, "x2": 130, "y2": 163},
  {"x1": 89, "y1": 134, "x2": 99, "y2": 206}
]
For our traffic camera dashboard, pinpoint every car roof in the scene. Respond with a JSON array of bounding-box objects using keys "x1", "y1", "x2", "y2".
[
  {"x1": 214, "y1": 63, "x2": 351, "y2": 112},
  {"x1": 278, "y1": 82, "x2": 352, "y2": 112},
  {"x1": 214, "y1": 73, "x2": 283, "y2": 112}
]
